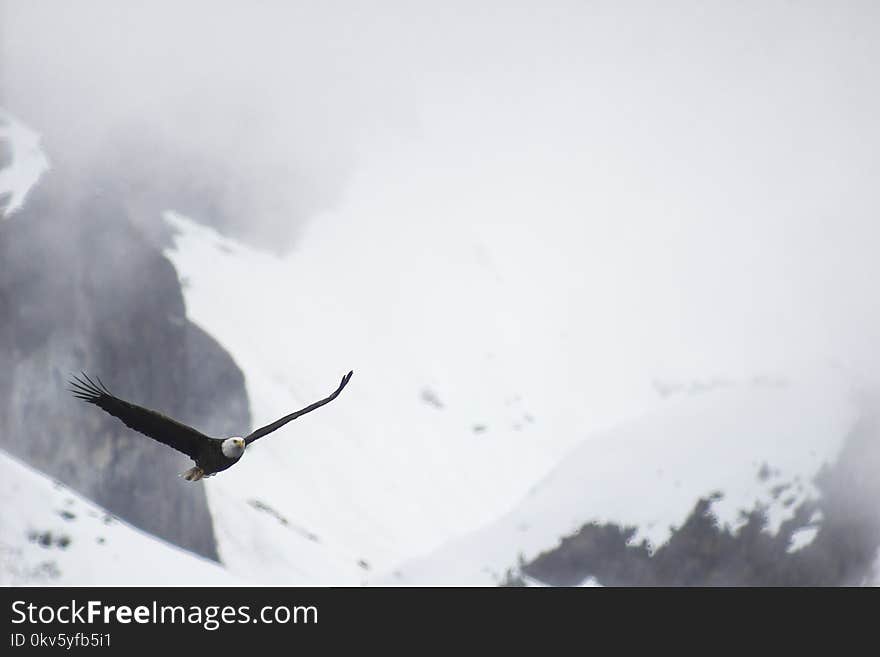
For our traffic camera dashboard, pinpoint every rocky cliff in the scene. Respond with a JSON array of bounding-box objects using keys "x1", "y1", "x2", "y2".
[{"x1": 0, "y1": 163, "x2": 251, "y2": 561}]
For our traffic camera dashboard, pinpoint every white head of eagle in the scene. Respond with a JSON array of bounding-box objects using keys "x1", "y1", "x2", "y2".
[{"x1": 221, "y1": 437, "x2": 246, "y2": 459}]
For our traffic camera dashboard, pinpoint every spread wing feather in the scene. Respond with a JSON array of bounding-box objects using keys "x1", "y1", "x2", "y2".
[
  {"x1": 69, "y1": 373, "x2": 211, "y2": 460},
  {"x1": 245, "y1": 371, "x2": 353, "y2": 445}
]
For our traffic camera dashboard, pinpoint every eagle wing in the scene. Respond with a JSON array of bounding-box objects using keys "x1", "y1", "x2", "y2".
[
  {"x1": 245, "y1": 370, "x2": 353, "y2": 445},
  {"x1": 69, "y1": 373, "x2": 211, "y2": 460}
]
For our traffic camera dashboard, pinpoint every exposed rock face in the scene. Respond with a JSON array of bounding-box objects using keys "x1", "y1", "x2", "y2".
[{"x1": 0, "y1": 168, "x2": 251, "y2": 561}]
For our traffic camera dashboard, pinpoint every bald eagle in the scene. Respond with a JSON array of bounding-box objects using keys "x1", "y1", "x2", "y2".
[{"x1": 69, "y1": 371, "x2": 353, "y2": 481}]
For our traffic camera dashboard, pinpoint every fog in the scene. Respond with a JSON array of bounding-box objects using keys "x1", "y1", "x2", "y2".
[
  {"x1": 4, "y1": 1, "x2": 880, "y2": 374},
  {"x1": 2, "y1": 1, "x2": 880, "y2": 584},
  {"x1": 1, "y1": 1, "x2": 415, "y2": 247}
]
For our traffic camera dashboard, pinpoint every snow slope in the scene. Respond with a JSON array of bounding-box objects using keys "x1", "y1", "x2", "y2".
[
  {"x1": 384, "y1": 376, "x2": 858, "y2": 585},
  {"x1": 1, "y1": 114, "x2": 867, "y2": 584},
  {"x1": 0, "y1": 448, "x2": 238, "y2": 586},
  {"x1": 1, "y1": 88, "x2": 874, "y2": 583},
  {"x1": 165, "y1": 211, "x2": 580, "y2": 583},
  {"x1": 164, "y1": 211, "x2": 860, "y2": 585}
]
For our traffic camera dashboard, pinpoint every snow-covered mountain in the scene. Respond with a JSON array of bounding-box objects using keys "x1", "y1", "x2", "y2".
[
  {"x1": 163, "y1": 211, "x2": 596, "y2": 582},
  {"x1": 5, "y1": 3, "x2": 880, "y2": 585},
  {"x1": 385, "y1": 376, "x2": 858, "y2": 584},
  {"x1": 4, "y1": 110, "x2": 878, "y2": 585},
  {"x1": 0, "y1": 448, "x2": 236, "y2": 586},
  {"x1": 163, "y1": 210, "x2": 878, "y2": 586}
]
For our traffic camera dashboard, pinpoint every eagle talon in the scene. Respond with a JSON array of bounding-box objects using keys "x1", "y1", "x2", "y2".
[{"x1": 182, "y1": 467, "x2": 204, "y2": 482}]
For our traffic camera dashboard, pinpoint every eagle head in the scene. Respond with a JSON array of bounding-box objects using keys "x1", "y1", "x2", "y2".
[{"x1": 221, "y1": 437, "x2": 246, "y2": 459}]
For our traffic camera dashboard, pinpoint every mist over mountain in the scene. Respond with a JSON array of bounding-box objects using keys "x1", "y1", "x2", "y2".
[
  {"x1": 0, "y1": 144, "x2": 250, "y2": 559},
  {"x1": 0, "y1": 1, "x2": 411, "y2": 251},
  {"x1": 2, "y1": 2, "x2": 880, "y2": 586}
]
